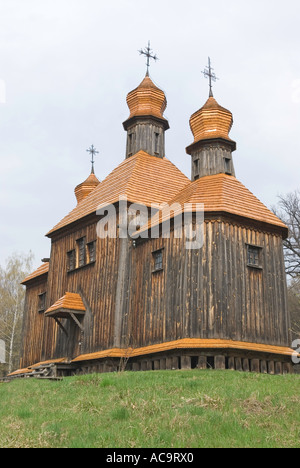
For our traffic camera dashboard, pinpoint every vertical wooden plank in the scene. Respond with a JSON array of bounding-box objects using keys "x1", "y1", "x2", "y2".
[
  {"x1": 228, "y1": 356, "x2": 235, "y2": 370},
  {"x1": 275, "y1": 362, "x2": 283, "y2": 375},
  {"x1": 215, "y1": 355, "x2": 226, "y2": 370},
  {"x1": 198, "y1": 356, "x2": 207, "y2": 369},
  {"x1": 250, "y1": 359, "x2": 260, "y2": 373},
  {"x1": 181, "y1": 355, "x2": 191, "y2": 370},
  {"x1": 260, "y1": 360, "x2": 268, "y2": 374},
  {"x1": 242, "y1": 358, "x2": 249, "y2": 372}
]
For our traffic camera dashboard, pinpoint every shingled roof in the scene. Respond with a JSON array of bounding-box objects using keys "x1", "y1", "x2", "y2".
[
  {"x1": 172, "y1": 174, "x2": 287, "y2": 228},
  {"x1": 45, "y1": 292, "x2": 86, "y2": 317},
  {"x1": 47, "y1": 151, "x2": 190, "y2": 236},
  {"x1": 135, "y1": 173, "x2": 288, "y2": 237},
  {"x1": 21, "y1": 262, "x2": 49, "y2": 285}
]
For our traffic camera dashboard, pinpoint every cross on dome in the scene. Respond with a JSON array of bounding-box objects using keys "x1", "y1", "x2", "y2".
[
  {"x1": 139, "y1": 41, "x2": 158, "y2": 76},
  {"x1": 201, "y1": 57, "x2": 219, "y2": 97},
  {"x1": 86, "y1": 145, "x2": 99, "y2": 174}
]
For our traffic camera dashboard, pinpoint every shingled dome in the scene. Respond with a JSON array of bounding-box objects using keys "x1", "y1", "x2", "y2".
[
  {"x1": 74, "y1": 171, "x2": 100, "y2": 205},
  {"x1": 126, "y1": 75, "x2": 168, "y2": 121},
  {"x1": 189, "y1": 95, "x2": 234, "y2": 145}
]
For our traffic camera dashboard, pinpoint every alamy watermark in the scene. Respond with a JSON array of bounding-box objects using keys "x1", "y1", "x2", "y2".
[
  {"x1": 0, "y1": 340, "x2": 5, "y2": 364},
  {"x1": 96, "y1": 197, "x2": 204, "y2": 250},
  {"x1": 291, "y1": 339, "x2": 300, "y2": 365}
]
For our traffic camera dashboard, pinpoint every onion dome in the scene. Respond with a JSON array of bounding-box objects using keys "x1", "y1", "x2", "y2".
[
  {"x1": 189, "y1": 96, "x2": 234, "y2": 146},
  {"x1": 125, "y1": 75, "x2": 168, "y2": 121},
  {"x1": 74, "y1": 171, "x2": 100, "y2": 205}
]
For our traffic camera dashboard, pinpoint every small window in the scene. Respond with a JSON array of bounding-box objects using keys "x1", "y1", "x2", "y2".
[
  {"x1": 87, "y1": 240, "x2": 96, "y2": 264},
  {"x1": 38, "y1": 292, "x2": 46, "y2": 313},
  {"x1": 77, "y1": 237, "x2": 86, "y2": 268},
  {"x1": 128, "y1": 133, "x2": 134, "y2": 156},
  {"x1": 67, "y1": 249, "x2": 76, "y2": 272},
  {"x1": 224, "y1": 158, "x2": 231, "y2": 175},
  {"x1": 153, "y1": 249, "x2": 163, "y2": 272},
  {"x1": 247, "y1": 245, "x2": 262, "y2": 269},
  {"x1": 154, "y1": 132, "x2": 160, "y2": 154}
]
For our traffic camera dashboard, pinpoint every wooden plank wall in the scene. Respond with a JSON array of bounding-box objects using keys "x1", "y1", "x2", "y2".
[
  {"x1": 20, "y1": 215, "x2": 290, "y2": 367},
  {"x1": 126, "y1": 219, "x2": 290, "y2": 349},
  {"x1": 19, "y1": 277, "x2": 48, "y2": 368},
  {"x1": 41, "y1": 218, "x2": 120, "y2": 362}
]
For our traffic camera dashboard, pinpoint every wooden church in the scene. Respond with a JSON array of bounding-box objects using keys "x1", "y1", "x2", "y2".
[{"x1": 11, "y1": 53, "x2": 294, "y2": 378}]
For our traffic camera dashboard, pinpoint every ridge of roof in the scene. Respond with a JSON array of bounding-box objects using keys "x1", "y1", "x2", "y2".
[{"x1": 46, "y1": 151, "x2": 190, "y2": 236}]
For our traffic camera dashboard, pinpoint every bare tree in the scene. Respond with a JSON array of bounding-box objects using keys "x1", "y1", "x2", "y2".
[
  {"x1": 0, "y1": 252, "x2": 33, "y2": 375},
  {"x1": 274, "y1": 190, "x2": 300, "y2": 278}
]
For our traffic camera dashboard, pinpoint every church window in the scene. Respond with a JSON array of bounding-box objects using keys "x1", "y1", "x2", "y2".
[
  {"x1": 128, "y1": 133, "x2": 134, "y2": 156},
  {"x1": 247, "y1": 244, "x2": 262, "y2": 269},
  {"x1": 193, "y1": 159, "x2": 199, "y2": 174},
  {"x1": 154, "y1": 132, "x2": 160, "y2": 154},
  {"x1": 153, "y1": 249, "x2": 163, "y2": 272},
  {"x1": 67, "y1": 249, "x2": 76, "y2": 272},
  {"x1": 77, "y1": 237, "x2": 86, "y2": 268},
  {"x1": 224, "y1": 158, "x2": 232, "y2": 175},
  {"x1": 38, "y1": 292, "x2": 46, "y2": 313},
  {"x1": 87, "y1": 240, "x2": 96, "y2": 264}
]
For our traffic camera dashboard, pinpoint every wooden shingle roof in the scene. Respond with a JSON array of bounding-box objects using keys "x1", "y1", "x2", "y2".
[
  {"x1": 21, "y1": 262, "x2": 49, "y2": 285},
  {"x1": 136, "y1": 173, "x2": 288, "y2": 236},
  {"x1": 45, "y1": 292, "x2": 86, "y2": 317},
  {"x1": 47, "y1": 151, "x2": 190, "y2": 236},
  {"x1": 189, "y1": 96, "x2": 234, "y2": 145},
  {"x1": 176, "y1": 174, "x2": 287, "y2": 229},
  {"x1": 126, "y1": 75, "x2": 167, "y2": 121},
  {"x1": 74, "y1": 171, "x2": 100, "y2": 205},
  {"x1": 72, "y1": 338, "x2": 294, "y2": 362}
]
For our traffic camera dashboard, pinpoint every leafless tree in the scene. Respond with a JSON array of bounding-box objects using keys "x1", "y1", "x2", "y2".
[
  {"x1": 288, "y1": 278, "x2": 300, "y2": 341},
  {"x1": 0, "y1": 252, "x2": 33, "y2": 376},
  {"x1": 274, "y1": 190, "x2": 300, "y2": 278}
]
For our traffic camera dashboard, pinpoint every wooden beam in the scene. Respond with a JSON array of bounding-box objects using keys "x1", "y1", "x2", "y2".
[
  {"x1": 54, "y1": 318, "x2": 68, "y2": 336},
  {"x1": 70, "y1": 313, "x2": 84, "y2": 331}
]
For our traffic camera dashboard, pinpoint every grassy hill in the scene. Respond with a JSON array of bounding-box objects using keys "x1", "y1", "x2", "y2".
[{"x1": 0, "y1": 369, "x2": 299, "y2": 448}]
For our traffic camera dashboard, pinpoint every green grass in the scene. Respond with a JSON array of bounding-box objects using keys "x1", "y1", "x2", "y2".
[{"x1": 0, "y1": 370, "x2": 300, "y2": 448}]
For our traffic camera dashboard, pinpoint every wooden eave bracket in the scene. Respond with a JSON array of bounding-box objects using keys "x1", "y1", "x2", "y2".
[
  {"x1": 54, "y1": 318, "x2": 68, "y2": 336},
  {"x1": 70, "y1": 312, "x2": 84, "y2": 331},
  {"x1": 51, "y1": 312, "x2": 84, "y2": 333}
]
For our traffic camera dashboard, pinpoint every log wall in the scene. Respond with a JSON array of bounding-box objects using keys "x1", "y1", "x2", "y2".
[
  {"x1": 125, "y1": 219, "x2": 290, "y2": 349},
  {"x1": 19, "y1": 276, "x2": 48, "y2": 368},
  {"x1": 20, "y1": 214, "x2": 290, "y2": 369}
]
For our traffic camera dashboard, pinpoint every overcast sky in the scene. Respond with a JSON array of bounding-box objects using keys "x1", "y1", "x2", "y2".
[{"x1": 0, "y1": 0, "x2": 300, "y2": 271}]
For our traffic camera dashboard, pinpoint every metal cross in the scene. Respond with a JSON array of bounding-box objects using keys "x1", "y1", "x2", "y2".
[
  {"x1": 86, "y1": 145, "x2": 99, "y2": 174},
  {"x1": 201, "y1": 57, "x2": 219, "y2": 97},
  {"x1": 139, "y1": 41, "x2": 158, "y2": 76}
]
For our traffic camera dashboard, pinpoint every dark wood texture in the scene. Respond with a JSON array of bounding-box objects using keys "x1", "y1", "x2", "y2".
[
  {"x1": 125, "y1": 219, "x2": 290, "y2": 349},
  {"x1": 125, "y1": 118, "x2": 166, "y2": 159},
  {"x1": 190, "y1": 142, "x2": 235, "y2": 180},
  {"x1": 20, "y1": 277, "x2": 48, "y2": 368},
  {"x1": 20, "y1": 214, "x2": 291, "y2": 369}
]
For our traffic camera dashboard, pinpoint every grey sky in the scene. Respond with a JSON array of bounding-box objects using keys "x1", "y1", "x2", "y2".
[{"x1": 0, "y1": 0, "x2": 299, "y2": 270}]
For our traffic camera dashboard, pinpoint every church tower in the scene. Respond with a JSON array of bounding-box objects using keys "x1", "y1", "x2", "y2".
[
  {"x1": 123, "y1": 42, "x2": 169, "y2": 159},
  {"x1": 186, "y1": 58, "x2": 236, "y2": 181}
]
